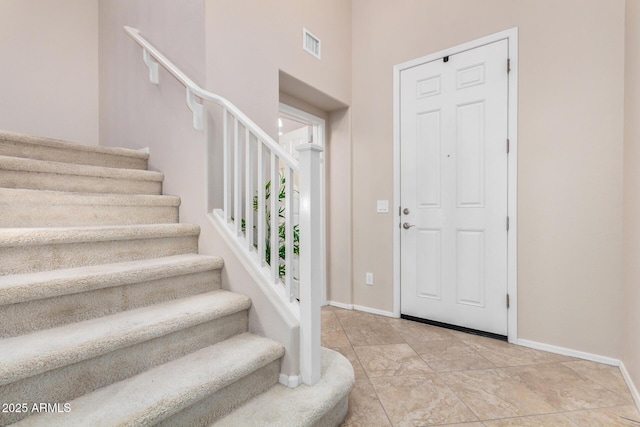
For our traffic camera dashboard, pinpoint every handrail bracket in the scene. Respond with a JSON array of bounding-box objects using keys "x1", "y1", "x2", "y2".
[
  {"x1": 142, "y1": 48, "x2": 159, "y2": 85},
  {"x1": 186, "y1": 88, "x2": 204, "y2": 131}
]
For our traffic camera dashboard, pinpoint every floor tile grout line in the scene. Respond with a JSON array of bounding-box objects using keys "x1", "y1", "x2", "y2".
[
  {"x1": 330, "y1": 307, "x2": 394, "y2": 426},
  {"x1": 498, "y1": 360, "x2": 638, "y2": 407},
  {"x1": 350, "y1": 343, "x2": 395, "y2": 425},
  {"x1": 559, "y1": 403, "x2": 640, "y2": 415},
  {"x1": 478, "y1": 411, "x2": 581, "y2": 426},
  {"x1": 387, "y1": 313, "x2": 481, "y2": 425},
  {"x1": 560, "y1": 360, "x2": 636, "y2": 402},
  {"x1": 432, "y1": 368, "x2": 491, "y2": 424}
]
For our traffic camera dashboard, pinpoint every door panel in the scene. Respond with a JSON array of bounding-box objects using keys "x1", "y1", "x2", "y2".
[
  {"x1": 416, "y1": 229, "x2": 442, "y2": 299},
  {"x1": 417, "y1": 111, "x2": 441, "y2": 207},
  {"x1": 456, "y1": 101, "x2": 485, "y2": 207},
  {"x1": 456, "y1": 229, "x2": 485, "y2": 307},
  {"x1": 400, "y1": 39, "x2": 509, "y2": 335}
]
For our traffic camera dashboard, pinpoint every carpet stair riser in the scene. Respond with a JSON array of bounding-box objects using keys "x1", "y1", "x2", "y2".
[
  {"x1": 0, "y1": 191, "x2": 180, "y2": 227},
  {"x1": 0, "y1": 232, "x2": 199, "y2": 275},
  {"x1": 0, "y1": 131, "x2": 149, "y2": 170},
  {"x1": 0, "y1": 312, "x2": 249, "y2": 425},
  {"x1": 1, "y1": 270, "x2": 221, "y2": 337},
  {"x1": 0, "y1": 167, "x2": 162, "y2": 195},
  {"x1": 158, "y1": 360, "x2": 281, "y2": 427},
  {"x1": 212, "y1": 348, "x2": 355, "y2": 427},
  {"x1": 1, "y1": 204, "x2": 178, "y2": 227}
]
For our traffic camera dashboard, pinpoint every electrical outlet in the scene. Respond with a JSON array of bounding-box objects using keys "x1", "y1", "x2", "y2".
[{"x1": 366, "y1": 272, "x2": 374, "y2": 285}]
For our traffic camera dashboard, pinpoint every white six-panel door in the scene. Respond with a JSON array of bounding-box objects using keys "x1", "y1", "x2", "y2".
[{"x1": 400, "y1": 40, "x2": 509, "y2": 335}]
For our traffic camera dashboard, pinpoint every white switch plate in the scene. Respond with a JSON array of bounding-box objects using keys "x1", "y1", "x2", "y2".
[
  {"x1": 376, "y1": 200, "x2": 389, "y2": 213},
  {"x1": 366, "y1": 272, "x2": 374, "y2": 285}
]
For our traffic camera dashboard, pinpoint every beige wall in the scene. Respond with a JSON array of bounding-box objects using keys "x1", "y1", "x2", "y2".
[
  {"x1": 99, "y1": 0, "x2": 206, "y2": 227},
  {"x1": 327, "y1": 107, "x2": 353, "y2": 305},
  {"x1": 0, "y1": 0, "x2": 99, "y2": 144},
  {"x1": 350, "y1": 0, "x2": 626, "y2": 358},
  {"x1": 205, "y1": 0, "x2": 351, "y2": 136},
  {"x1": 624, "y1": 0, "x2": 640, "y2": 402}
]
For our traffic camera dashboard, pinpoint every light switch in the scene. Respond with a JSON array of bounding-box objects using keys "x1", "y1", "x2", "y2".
[
  {"x1": 366, "y1": 272, "x2": 374, "y2": 285},
  {"x1": 377, "y1": 200, "x2": 389, "y2": 213}
]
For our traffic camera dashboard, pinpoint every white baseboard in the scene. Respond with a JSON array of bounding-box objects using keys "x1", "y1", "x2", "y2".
[
  {"x1": 517, "y1": 339, "x2": 620, "y2": 366},
  {"x1": 352, "y1": 304, "x2": 396, "y2": 318},
  {"x1": 327, "y1": 301, "x2": 353, "y2": 310},
  {"x1": 327, "y1": 301, "x2": 396, "y2": 318},
  {"x1": 620, "y1": 361, "x2": 640, "y2": 411},
  {"x1": 279, "y1": 373, "x2": 300, "y2": 388}
]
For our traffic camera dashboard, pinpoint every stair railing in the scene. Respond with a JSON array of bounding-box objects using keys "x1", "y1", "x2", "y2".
[{"x1": 124, "y1": 26, "x2": 322, "y2": 386}]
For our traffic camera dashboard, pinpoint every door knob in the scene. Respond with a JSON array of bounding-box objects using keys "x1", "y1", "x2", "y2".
[{"x1": 402, "y1": 222, "x2": 415, "y2": 230}]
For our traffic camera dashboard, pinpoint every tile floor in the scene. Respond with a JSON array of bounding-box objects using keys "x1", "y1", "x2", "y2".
[{"x1": 321, "y1": 306, "x2": 640, "y2": 427}]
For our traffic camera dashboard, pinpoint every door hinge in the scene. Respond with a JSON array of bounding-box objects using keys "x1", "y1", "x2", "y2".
[
  {"x1": 506, "y1": 139, "x2": 510, "y2": 154},
  {"x1": 507, "y1": 58, "x2": 511, "y2": 73},
  {"x1": 506, "y1": 293, "x2": 510, "y2": 309},
  {"x1": 506, "y1": 216, "x2": 510, "y2": 231}
]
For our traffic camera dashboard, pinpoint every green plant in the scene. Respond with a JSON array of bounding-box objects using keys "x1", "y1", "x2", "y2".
[{"x1": 241, "y1": 175, "x2": 299, "y2": 279}]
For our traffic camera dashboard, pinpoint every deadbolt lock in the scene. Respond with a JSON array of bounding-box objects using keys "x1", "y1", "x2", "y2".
[{"x1": 403, "y1": 208, "x2": 410, "y2": 215}]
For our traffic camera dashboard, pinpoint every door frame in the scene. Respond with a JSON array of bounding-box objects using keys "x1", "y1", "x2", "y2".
[
  {"x1": 278, "y1": 102, "x2": 327, "y2": 305},
  {"x1": 393, "y1": 28, "x2": 519, "y2": 343}
]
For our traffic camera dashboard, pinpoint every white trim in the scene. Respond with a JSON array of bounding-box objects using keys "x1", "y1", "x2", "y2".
[
  {"x1": 353, "y1": 305, "x2": 395, "y2": 318},
  {"x1": 505, "y1": 28, "x2": 519, "y2": 345},
  {"x1": 327, "y1": 300, "x2": 354, "y2": 310},
  {"x1": 393, "y1": 64, "x2": 402, "y2": 319},
  {"x1": 327, "y1": 301, "x2": 396, "y2": 318},
  {"x1": 329, "y1": 301, "x2": 398, "y2": 317},
  {"x1": 278, "y1": 102, "x2": 327, "y2": 306},
  {"x1": 279, "y1": 373, "x2": 301, "y2": 388},
  {"x1": 393, "y1": 27, "x2": 519, "y2": 343},
  {"x1": 620, "y1": 361, "x2": 640, "y2": 411},
  {"x1": 518, "y1": 339, "x2": 620, "y2": 366}
]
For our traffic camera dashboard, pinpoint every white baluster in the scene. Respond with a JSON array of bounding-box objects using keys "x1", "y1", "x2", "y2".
[
  {"x1": 233, "y1": 118, "x2": 241, "y2": 236},
  {"x1": 257, "y1": 141, "x2": 266, "y2": 267},
  {"x1": 284, "y1": 166, "x2": 293, "y2": 302},
  {"x1": 297, "y1": 144, "x2": 323, "y2": 386},
  {"x1": 270, "y1": 152, "x2": 279, "y2": 284},
  {"x1": 245, "y1": 129, "x2": 254, "y2": 250},
  {"x1": 223, "y1": 109, "x2": 230, "y2": 223}
]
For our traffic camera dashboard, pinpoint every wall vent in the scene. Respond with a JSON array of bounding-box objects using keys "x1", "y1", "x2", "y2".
[{"x1": 303, "y1": 28, "x2": 321, "y2": 59}]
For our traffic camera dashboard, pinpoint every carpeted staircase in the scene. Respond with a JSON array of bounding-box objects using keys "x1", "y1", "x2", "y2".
[{"x1": 0, "y1": 130, "x2": 353, "y2": 426}]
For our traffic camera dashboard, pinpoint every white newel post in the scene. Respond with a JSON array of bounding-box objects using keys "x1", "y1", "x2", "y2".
[{"x1": 296, "y1": 143, "x2": 323, "y2": 386}]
